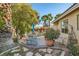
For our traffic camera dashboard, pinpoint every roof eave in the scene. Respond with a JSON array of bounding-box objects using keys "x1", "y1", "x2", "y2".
[{"x1": 53, "y1": 3, "x2": 79, "y2": 23}]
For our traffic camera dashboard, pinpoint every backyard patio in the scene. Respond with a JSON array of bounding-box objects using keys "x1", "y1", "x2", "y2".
[
  {"x1": 0, "y1": 31, "x2": 73, "y2": 56},
  {"x1": 0, "y1": 3, "x2": 79, "y2": 56}
]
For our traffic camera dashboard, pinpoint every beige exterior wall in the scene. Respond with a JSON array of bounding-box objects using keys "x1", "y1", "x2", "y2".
[{"x1": 57, "y1": 9, "x2": 79, "y2": 44}]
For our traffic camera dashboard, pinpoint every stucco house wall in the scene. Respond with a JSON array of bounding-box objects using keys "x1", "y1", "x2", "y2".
[{"x1": 55, "y1": 8, "x2": 79, "y2": 44}]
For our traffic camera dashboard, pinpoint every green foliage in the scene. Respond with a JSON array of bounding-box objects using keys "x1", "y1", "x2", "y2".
[
  {"x1": 13, "y1": 38, "x2": 19, "y2": 43},
  {"x1": 12, "y1": 4, "x2": 38, "y2": 35},
  {"x1": 41, "y1": 13, "x2": 53, "y2": 21},
  {"x1": 55, "y1": 13, "x2": 62, "y2": 19},
  {"x1": 67, "y1": 36, "x2": 79, "y2": 55},
  {"x1": 0, "y1": 19, "x2": 5, "y2": 29},
  {"x1": 45, "y1": 28, "x2": 60, "y2": 40},
  {"x1": 41, "y1": 15, "x2": 48, "y2": 21},
  {"x1": 48, "y1": 13, "x2": 53, "y2": 21},
  {"x1": 67, "y1": 44, "x2": 78, "y2": 56},
  {"x1": 41, "y1": 13, "x2": 53, "y2": 26},
  {"x1": 0, "y1": 9, "x2": 5, "y2": 29}
]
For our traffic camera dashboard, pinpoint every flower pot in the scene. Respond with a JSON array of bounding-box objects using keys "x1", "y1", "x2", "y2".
[{"x1": 46, "y1": 39, "x2": 55, "y2": 46}]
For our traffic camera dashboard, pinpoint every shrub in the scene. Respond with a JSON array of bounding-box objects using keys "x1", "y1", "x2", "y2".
[{"x1": 44, "y1": 28, "x2": 60, "y2": 40}]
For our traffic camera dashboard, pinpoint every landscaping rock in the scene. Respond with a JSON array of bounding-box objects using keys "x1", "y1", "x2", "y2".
[
  {"x1": 34, "y1": 52, "x2": 41, "y2": 56},
  {"x1": 47, "y1": 48, "x2": 53, "y2": 54},
  {"x1": 60, "y1": 51, "x2": 65, "y2": 56},
  {"x1": 14, "y1": 53, "x2": 20, "y2": 56},
  {"x1": 39, "y1": 51, "x2": 45, "y2": 56},
  {"x1": 11, "y1": 49, "x2": 20, "y2": 53},
  {"x1": 45, "y1": 53, "x2": 51, "y2": 56},
  {"x1": 0, "y1": 32, "x2": 14, "y2": 52},
  {"x1": 52, "y1": 50, "x2": 61, "y2": 55},
  {"x1": 23, "y1": 47, "x2": 29, "y2": 52},
  {"x1": 26, "y1": 52, "x2": 33, "y2": 56},
  {"x1": 39, "y1": 49, "x2": 47, "y2": 52}
]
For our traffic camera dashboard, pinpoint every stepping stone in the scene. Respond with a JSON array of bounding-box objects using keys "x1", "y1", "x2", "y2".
[
  {"x1": 26, "y1": 52, "x2": 33, "y2": 56},
  {"x1": 23, "y1": 47, "x2": 29, "y2": 52},
  {"x1": 60, "y1": 51, "x2": 65, "y2": 56},
  {"x1": 45, "y1": 53, "x2": 52, "y2": 56},
  {"x1": 14, "y1": 53, "x2": 20, "y2": 56},
  {"x1": 34, "y1": 52, "x2": 42, "y2": 56},
  {"x1": 52, "y1": 50, "x2": 61, "y2": 56},
  {"x1": 39, "y1": 49, "x2": 47, "y2": 52},
  {"x1": 11, "y1": 49, "x2": 20, "y2": 53},
  {"x1": 47, "y1": 48, "x2": 53, "y2": 54}
]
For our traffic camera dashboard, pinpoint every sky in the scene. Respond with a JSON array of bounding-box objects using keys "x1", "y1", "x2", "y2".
[
  {"x1": 31, "y1": 3, "x2": 73, "y2": 27},
  {"x1": 31, "y1": 3, "x2": 73, "y2": 17}
]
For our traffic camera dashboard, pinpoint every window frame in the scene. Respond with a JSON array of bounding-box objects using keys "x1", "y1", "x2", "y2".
[
  {"x1": 61, "y1": 19, "x2": 68, "y2": 34},
  {"x1": 77, "y1": 14, "x2": 79, "y2": 30}
]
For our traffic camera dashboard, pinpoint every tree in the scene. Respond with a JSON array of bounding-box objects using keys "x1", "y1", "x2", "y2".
[
  {"x1": 0, "y1": 18, "x2": 5, "y2": 30},
  {"x1": 0, "y1": 6, "x2": 5, "y2": 30},
  {"x1": 12, "y1": 4, "x2": 38, "y2": 40},
  {"x1": 41, "y1": 15, "x2": 48, "y2": 27},
  {"x1": 0, "y1": 3, "x2": 12, "y2": 32},
  {"x1": 54, "y1": 13, "x2": 62, "y2": 20},
  {"x1": 41, "y1": 13, "x2": 53, "y2": 27},
  {"x1": 0, "y1": 4, "x2": 5, "y2": 31},
  {"x1": 47, "y1": 13, "x2": 53, "y2": 26}
]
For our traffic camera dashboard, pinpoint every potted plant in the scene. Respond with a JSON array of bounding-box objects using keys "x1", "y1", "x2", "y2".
[{"x1": 44, "y1": 28, "x2": 60, "y2": 46}]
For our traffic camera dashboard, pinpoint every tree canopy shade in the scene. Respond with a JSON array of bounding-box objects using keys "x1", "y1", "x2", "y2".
[{"x1": 12, "y1": 4, "x2": 38, "y2": 36}]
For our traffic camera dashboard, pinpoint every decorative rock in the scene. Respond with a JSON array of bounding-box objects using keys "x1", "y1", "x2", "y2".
[
  {"x1": 45, "y1": 54, "x2": 52, "y2": 56},
  {"x1": 39, "y1": 49, "x2": 46, "y2": 52},
  {"x1": 34, "y1": 52, "x2": 41, "y2": 56},
  {"x1": 47, "y1": 48, "x2": 53, "y2": 54},
  {"x1": 39, "y1": 51, "x2": 45, "y2": 56},
  {"x1": 23, "y1": 47, "x2": 29, "y2": 52},
  {"x1": 26, "y1": 52, "x2": 33, "y2": 56},
  {"x1": 11, "y1": 49, "x2": 20, "y2": 53},
  {"x1": 60, "y1": 51, "x2": 65, "y2": 56},
  {"x1": 0, "y1": 32, "x2": 14, "y2": 51},
  {"x1": 52, "y1": 50, "x2": 61, "y2": 55},
  {"x1": 14, "y1": 53, "x2": 20, "y2": 56}
]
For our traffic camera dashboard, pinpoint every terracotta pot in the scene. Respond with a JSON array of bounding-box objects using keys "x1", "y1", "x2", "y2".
[
  {"x1": 34, "y1": 29, "x2": 37, "y2": 31},
  {"x1": 46, "y1": 39, "x2": 55, "y2": 46}
]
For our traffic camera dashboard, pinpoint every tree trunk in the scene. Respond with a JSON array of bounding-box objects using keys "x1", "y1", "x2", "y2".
[
  {"x1": 44, "y1": 20, "x2": 46, "y2": 27},
  {"x1": 49, "y1": 21, "x2": 50, "y2": 27}
]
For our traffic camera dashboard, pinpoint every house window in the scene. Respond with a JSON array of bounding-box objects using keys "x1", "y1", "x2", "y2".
[
  {"x1": 61, "y1": 19, "x2": 68, "y2": 33},
  {"x1": 77, "y1": 14, "x2": 79, "y2": 30}
]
